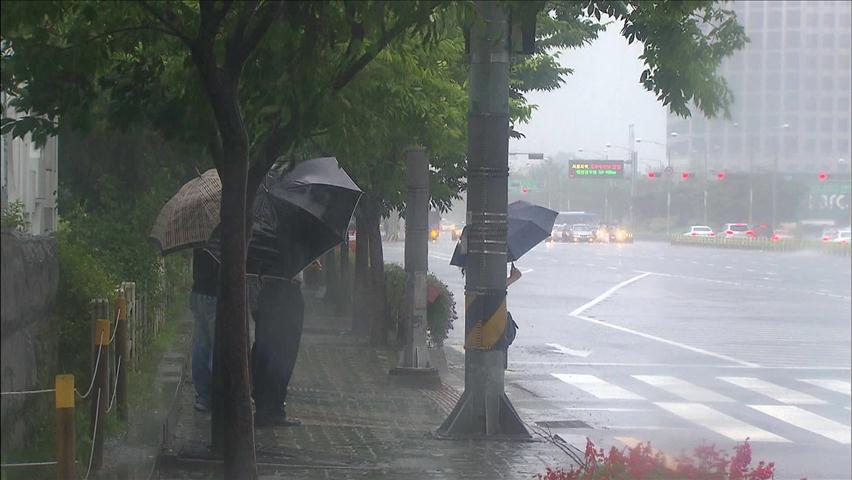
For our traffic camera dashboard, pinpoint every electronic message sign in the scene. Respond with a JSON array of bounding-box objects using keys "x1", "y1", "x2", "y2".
[{"x1": 569, "y1": 160, "x2": 624, "y2": 178}]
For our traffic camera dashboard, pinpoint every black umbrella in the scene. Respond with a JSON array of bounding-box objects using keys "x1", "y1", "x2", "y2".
[
  {"x1": 451, "y1": 200, "x2": 557, "y2": 267},
  {"x1": 209, "y1": 157, "x2": 361, "y2": 278}
]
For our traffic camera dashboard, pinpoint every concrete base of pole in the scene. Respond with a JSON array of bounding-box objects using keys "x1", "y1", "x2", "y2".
[{"x1": 435, "y1": 350, "x2": 530, "y2": 439}]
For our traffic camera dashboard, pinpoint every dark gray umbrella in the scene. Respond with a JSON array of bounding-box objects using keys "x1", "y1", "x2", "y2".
[
  {"x1": 246, "y1": 157, "x2": 362, "y2": 277},
  {"x1": 451, "y1": 200, "x2": 557, "y2": 267}
]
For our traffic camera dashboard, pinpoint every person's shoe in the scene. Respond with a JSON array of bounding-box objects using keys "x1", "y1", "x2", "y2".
[{"x1": 194, "y1": 398, "x2": 211, "y2": 413}]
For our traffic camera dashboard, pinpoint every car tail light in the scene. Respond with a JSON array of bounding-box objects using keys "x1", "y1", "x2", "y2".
[
  {"x1": 726, "y1": 230, "x2": 733, "y2": 235},
  {"x1": 772, "y1": 234, "x2": 779, "y2": 241},
  {"x1": 747, "y1": 230, "x2": 755, "y2": 236},
  {"x1": 709, "y1": 232, "x2": 715, "y2": 237},
  {"x1": 691, "y1": 232, "x2": 697, "y2": 236},
  {"x1": 822, "y1": 236, "x2": 830, "y2": 242}
]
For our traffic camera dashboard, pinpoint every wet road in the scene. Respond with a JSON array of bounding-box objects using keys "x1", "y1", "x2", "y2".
[{"x1": 384, "y1": 239, "x2": 852, "y2": 480}]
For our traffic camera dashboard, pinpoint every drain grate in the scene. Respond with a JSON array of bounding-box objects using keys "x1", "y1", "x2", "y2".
[{"x1": 535, "y1": 420, "x2": 592, "y2": 429}]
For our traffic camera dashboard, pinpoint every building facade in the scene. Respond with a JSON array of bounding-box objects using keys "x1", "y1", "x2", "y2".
[
  {"x1": 1, "y1": 92, "x2": 59, "y2": 235},
  {"x1": 668, "y1": 0, "x2": 852, "y2": 176}
]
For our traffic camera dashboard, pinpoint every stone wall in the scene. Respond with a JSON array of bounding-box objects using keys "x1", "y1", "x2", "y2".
[{"x1": 1, "y1": 231, "x2": 59, "y2": 449}]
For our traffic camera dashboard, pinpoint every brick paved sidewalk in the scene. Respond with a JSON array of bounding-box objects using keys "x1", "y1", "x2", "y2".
[{"x1": 157, "y1": 330, "x2": 577, "y2": 479}]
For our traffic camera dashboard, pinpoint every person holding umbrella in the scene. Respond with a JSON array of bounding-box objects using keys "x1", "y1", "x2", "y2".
[
  {"x1": 247, "y1": 158, "x2": 362, "y2": 427},
  {"x1": 189, "y1": 248, "x2": 219, "y2": 413},
  {"x1": 452, "y1": 200, "x2": 557, "y2": 369}
]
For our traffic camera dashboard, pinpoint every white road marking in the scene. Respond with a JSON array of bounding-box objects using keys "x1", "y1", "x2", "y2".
[
  {"x1": 569, "y1": 272, "x2": 653, "y2": 316},
  {"x1": 607, "y1": 266, "x2": 618, "y2": 271},
  {"x1": 551, "y1": 374, "x2": 643, "y2": 400},
  {"x1": 561, "y1": 407, "x2": 653, "y2": 412},
  {"x1": 655, "y1": 402, "x2": 789, "y2": 443},
  {"x1": 749, "y1": 405, "x2": 851, "y2": 444},
  {"x1": 546, "y1": 343, "x2": 592, "y2": 358},
  {"x1": 447, "y1": 344, "x2": 464, "y2": 353},
  {"x1": 799, "y1": 379, "x2": 852, "y2": 396},
  {"x1": 724, "y1": 265, "x2": 734, "y2": 269},
  {"x1": 572, "y1": 314, "x2": 759, "y2": 367},
  {"x1": 585, "y1": 263, "x2": 596, "y2": 267},
  {"x1": 429, "y1": 253, "x2": 452, "y2": 261},
  {"x1": 520, "y1": 268, "x2": 534, "y2": 274},
  {"x1": 718, "y1": 377, "x2": 827, "y2": 405},
  {"x1": 633, "y1": 375, "x2": 733, "y2": 402},
  {"x1": 509, "y1": 361, "x2": 850, "y2": 370}
]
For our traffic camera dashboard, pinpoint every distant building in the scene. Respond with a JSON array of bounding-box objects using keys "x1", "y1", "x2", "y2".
[
  {"x1": 1, "y1": 92, "x2": 59, "y2": 235},
  {"x1": 668, "y1": 0, "x2": 852, "y2": 175}
]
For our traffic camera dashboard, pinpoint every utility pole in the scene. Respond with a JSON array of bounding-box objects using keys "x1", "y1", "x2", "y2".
[
  {"x1": 703, "y1": 146, "x2": 709, "y2": 225},
  {"x1": 748, "y1": 140, "x2": 754, "y2": 225},
  {"x1": 391, "y1": 148, "x2": 436, "y2": 377},
  {"x1": 666, "y1": 146, "x2": 672, "y2": 237},
  {"x1": 771, "y1": 149, "x2": 778, "y2": 232},
  {"x1": 438, "y1": 1, "x2": 528, "y2": 438},
  {"x1": 628, "y1": 124, "x2": 636, "y2": 229}
]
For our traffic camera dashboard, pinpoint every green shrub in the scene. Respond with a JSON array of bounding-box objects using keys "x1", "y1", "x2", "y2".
[
  {"x1": 384, "y1": 263, "x2": 456, "y2": 347},
  {"x1": 53, "y1": 222, "x2": 115, "y2": 382}
]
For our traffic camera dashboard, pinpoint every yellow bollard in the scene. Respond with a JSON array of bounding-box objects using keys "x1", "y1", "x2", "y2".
[{"x1": 55, "y1": 374, "x2": 75, "y2": 480}]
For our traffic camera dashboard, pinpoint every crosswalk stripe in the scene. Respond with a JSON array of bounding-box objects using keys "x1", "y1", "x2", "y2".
[
  {"x1": 749, "y1": 405, "x2": 851, "y2": 445},
  {"x1": 632, "y1": 375, "x2": 734, "y2": 403},
  {"x1": 718, "y1": 377, "x2": 827, "y2": 405},
  {"x1": 551, "y1": 374, "x2": 644, "y2": 400},
  {"x1": 798, "y1": 379, "x2": 852, "y2": 396},
  {"x1": 655, "y1": 402, "x2": 789, "y2": 443}
]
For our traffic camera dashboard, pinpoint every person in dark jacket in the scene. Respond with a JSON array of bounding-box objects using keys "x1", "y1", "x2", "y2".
[
  {"x1": 247, "y1": 189, "x2": 312, "y2": 427},
  {"x1": 190, "y1": 248, "x2": 219, "y2": 412}
]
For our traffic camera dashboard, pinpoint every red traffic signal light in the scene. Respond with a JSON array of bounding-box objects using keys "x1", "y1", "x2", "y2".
[
  {"x1": 716, "y1": 172, "x2": 726, "y2": 180},
  {"x1": 647, "y1": 172, "x2": 657, "y2": 179},
  {"x1": 681, "y1": 172, "x2": 690, "y2": 180},
  {"x1": 818, "y1": 172, "x2": 829, "y2": 182}
]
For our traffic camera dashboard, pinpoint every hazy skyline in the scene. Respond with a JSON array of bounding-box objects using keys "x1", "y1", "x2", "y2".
[{"x1": 509, "y1": 22, "x2": 670, "y2": 169}]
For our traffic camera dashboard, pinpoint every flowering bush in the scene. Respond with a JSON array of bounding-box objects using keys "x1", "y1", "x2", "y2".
[{"x1": 538, "y1": 438, "x2": 780, "y2": 480}]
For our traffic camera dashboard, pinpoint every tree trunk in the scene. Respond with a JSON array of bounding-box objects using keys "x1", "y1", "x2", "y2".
[
  {"x1": 365, "y1": 198, "x2": 387, "y2": 346},
  {"x1": 337, "y1": 238, "x2": 351, "y2": 316},
  {"x1": 211, "y1": 142, "x2": 257, "y2": 479},
  {"x1": 352, "y1": 210, "x2": 370, "y2": 333}
]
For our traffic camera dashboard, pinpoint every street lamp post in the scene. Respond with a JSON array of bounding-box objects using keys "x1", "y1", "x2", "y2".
[
  {"x1": 578, "y1": 148, "x2": 610, "y2": 221},
  {"x1": 636, "y1": 132, "x2": 677, "y2": 236},
  {"x1": 771, "y1": 124, "x2": 790, "y2": 232}
]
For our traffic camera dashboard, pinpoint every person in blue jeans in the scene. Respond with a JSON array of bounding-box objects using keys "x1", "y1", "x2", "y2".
[{"x1": 190, "y1": 248, "x2": 219, "y2": 412}]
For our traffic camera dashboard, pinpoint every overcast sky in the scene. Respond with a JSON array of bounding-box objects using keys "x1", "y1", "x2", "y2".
[{"x1": 509, "y1": 22, "x2": 669, "y2": 167}]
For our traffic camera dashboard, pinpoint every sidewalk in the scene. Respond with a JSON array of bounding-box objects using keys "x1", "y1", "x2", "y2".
[{"x1": 156, "y1": 315, "x2": 576, "y2": 479}]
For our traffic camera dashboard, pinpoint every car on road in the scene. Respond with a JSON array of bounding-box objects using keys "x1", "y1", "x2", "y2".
[
  {"x1": 830, "y1": 228, "x2": 851, "y2": 244},
  {"x1": 721, "y1": 223, "x2": 755, "y2": 239},
  {"x1": 770, "y1": 228, "x2": 794, "y2": 241},
  {"x1": 451, "y1": 223, "x2": 464, "y2": 241},
  {"x1": 564, "y1": 224, "x2": 596, "y2": 243},
  {"x1": 606, "y1": 225, "x2": 634, "y2": 243},
  {"x1": 685, "y1": 225, "x2": 716, "y2": 237},
  {"x1": 821, "y1": 228, "x2": 839, "y2": 242}
]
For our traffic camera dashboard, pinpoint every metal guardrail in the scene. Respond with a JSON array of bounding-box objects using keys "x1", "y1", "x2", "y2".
[{"x1": 670, "y1": 235, "x2": 852, "y2": 256}]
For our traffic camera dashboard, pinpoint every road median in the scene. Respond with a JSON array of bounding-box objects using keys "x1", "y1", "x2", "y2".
[{"x1": 670, "y1": 236, "x2": 851, "y2": 256}]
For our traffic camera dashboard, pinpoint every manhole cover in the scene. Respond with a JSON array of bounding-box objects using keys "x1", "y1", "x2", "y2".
[{"x1": 535, "y1": 420, "x2": 592, "y2": 429}]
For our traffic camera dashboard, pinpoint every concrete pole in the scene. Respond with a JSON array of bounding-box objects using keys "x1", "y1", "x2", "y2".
[
  {"x1": 703, "y1": 147, "x2": 709, "y2": 225},
  {"x1": 771, "y1": 149, "x2": 778, "y2": 232},
  {"x1": 748, "y1": 142, "x2": 754, "y2": 225},
  {"x1": 666, "y1": 146, "x2": 672, "y2": 237},
  {"x1": 437, "y1": 1, "x2": 528, "y2": 439},
  {"x1": 391, "y1": 147, "x2": 435, "y2": 375},
  {"x1": 628, "y1": 124, "x2": 636, "y2": 229}
]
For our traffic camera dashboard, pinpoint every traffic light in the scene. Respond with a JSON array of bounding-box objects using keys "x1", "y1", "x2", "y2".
[
  {"x1": 818, "y1": 172, "x2": 829, "y2": 182},
  {"x1": 647, "y1": 172, "x2": 657, "y2": 179},
  {"x1": 716, "y1": 172, "x2": 726, "y2": 180},
  {"x1": 681, "y1": 172, "x2": 690, "y2": 180}
]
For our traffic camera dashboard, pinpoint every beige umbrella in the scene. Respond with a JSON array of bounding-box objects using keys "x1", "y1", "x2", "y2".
[{"x1": 150, "y1": 169, "x2": 221, "y2": 255}]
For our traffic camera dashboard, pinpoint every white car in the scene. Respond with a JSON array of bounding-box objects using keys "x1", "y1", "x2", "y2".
[
  {"x1": 831, "y1": 228, "x2": 851, "y2": 244},
  {"x1": 684, "y1": 225, "x2": 716, "y2": 237}
]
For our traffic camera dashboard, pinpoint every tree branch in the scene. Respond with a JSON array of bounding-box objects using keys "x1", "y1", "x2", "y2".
[
  {"x1": 137, "y1": 1, "x2": 194, "y2": 46},
  {"x1": 331, "y1": 2, "x2": 438, "y2": 91}
]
